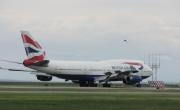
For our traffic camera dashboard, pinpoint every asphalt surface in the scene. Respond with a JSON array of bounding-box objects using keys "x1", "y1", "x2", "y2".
[{"x1": 0, "y1": 85, "x2": 180, "y2": 95}]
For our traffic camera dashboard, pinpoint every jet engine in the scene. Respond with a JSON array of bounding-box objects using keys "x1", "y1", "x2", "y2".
[
  {"x1": 36, "y1": 75, "x2": 52, "y2": 81},
  {"x1": 123, "y1": 75, "x2": 142, "y2": 84}
]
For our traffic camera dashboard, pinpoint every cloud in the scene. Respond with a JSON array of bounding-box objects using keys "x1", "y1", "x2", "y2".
[{"x1": 0, "y1": 0, "x2": 180, "y2": 81}]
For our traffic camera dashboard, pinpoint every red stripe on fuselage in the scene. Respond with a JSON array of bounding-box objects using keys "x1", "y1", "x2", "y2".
[
  {"x1": 22, "y1": 34, "x2": 42, "y2": 49},
  {"x1": 124, "y1": 62, "x2": 142, "y2": 66}
]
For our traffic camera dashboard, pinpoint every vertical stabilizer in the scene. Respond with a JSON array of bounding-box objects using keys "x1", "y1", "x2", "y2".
[{"x1": 21, "y1": 31, "x2": 47, "y2": 66}]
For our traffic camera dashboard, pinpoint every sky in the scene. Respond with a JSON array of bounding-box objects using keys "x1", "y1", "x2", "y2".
[{"x1": 0, "y1": 0, "x2": 180, "y2": 82}]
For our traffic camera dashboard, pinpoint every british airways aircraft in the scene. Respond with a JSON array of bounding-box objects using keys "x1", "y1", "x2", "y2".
[{"x1": 0, "y1": 31, "x2": 152, "y2": 87}]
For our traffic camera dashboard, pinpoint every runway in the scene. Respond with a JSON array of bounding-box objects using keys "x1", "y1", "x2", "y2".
[
  {"x1": 0, "y1": 85, "x2": 180, "y2": 110},
  {"x1": 0, "y1": 85, "x2": 180, "y2": 95}
]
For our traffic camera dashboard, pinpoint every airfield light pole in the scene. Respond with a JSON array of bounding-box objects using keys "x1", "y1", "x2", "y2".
[{"x1": 146, "y1": 53, "x2": 161, "y2": 81}]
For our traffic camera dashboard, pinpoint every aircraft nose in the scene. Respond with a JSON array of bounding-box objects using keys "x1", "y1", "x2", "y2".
[
  {"x1": 147, "y1": 66, "x2": 152, "y2": 72},
  {"x1": 144, "y1": 64, "x2": 153, "y2": 76}
]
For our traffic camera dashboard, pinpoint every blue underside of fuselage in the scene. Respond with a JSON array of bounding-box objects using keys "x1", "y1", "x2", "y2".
[
  {"x1": 52, "y1": 74, "x2": 104, "y2": 81},
  {"x1": 141, "y1": 76, "x2": 150, "y2": 79},
  {"x1": 51, "y1": 74, "x2": 150, "y2": 81}
]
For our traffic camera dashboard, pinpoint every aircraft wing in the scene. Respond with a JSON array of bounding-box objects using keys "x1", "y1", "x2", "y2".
[
  {"x1": 95, "y1": 73, "x2": 118, "y2": 82},
  {"x1": 115, "y1": 65, "x2": 138, "y2": 74},
  {"x1": 96, "y1": 65, "x2": 139, "y2": 82}
]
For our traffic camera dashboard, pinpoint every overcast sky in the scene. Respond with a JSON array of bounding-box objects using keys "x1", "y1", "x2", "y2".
[{"x1": 0, "y1": 0, "x2": 180, "y2": 82}]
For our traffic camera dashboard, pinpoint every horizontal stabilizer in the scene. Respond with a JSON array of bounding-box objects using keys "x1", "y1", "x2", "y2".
[
  {"x1": 0, "y1": 66, "x2": 36, "y2": 72},
  {"x1": 0, "y1": 59, "x2": 23, "y2": 64}
]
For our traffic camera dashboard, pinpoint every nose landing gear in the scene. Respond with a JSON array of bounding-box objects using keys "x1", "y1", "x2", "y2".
[{"x1": 136, "y1": 83, "x2": 141, "y2": 88}]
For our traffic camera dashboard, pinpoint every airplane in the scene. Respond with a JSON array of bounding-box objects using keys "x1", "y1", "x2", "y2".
[{"x1": 0, "y1": 31, "x2": 153, "y2": 87}]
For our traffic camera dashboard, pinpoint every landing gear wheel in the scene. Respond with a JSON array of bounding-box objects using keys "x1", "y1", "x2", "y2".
[
  {"x1": 79, "y1": 81, "x2": 97, "y2": 87},
  {"x1": 103, "y1": 83, "x2": 111, "y2": 87},
  {"x1": 80, "y1": 83, "x2": 88, "y2": 87},
  {"x1": 90, "y1": 84, "x2": 98, "y2": 87},
  {"x1": 88, "y1": 81, "x2": 98, "y2": 87},
  {"x1": 136, "y1": 83, "x2": 141, "y2": 88}
]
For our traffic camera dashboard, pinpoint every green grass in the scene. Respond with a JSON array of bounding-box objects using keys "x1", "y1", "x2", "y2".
[{"x1": 0, "y1": 93, "x2": 179, "y2": 110}]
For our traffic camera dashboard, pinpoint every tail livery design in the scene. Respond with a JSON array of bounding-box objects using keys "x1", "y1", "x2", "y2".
[{"x1": 21, "y1": 31, "x2": 47, "y2": 66}]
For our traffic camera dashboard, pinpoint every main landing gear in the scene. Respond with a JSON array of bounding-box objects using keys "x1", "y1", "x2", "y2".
[
  {"x1": 102, "y1": 81, "x2": 111, "y2": 87},
  {"x1": 79, "y1": 81, "x2": 98, "y2": 87},
  {"x1": 136, "y1": 83, "x2": 141, "y2": 88},
  {"x1": 102, "y1": 83, "x2": 111, "y2": 87}
]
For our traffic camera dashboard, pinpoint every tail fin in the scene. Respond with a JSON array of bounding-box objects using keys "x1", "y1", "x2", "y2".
[{"x1": 21, "y1": 31, "x2": 47, "y2": 66}]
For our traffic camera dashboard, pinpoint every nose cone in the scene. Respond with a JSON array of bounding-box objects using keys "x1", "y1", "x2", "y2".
[{"x1": 144, "y1": 64, "x2": 153, "y2": 76}]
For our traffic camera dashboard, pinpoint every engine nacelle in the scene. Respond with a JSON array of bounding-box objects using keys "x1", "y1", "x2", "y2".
[
  {"x1": 123, "y1": 75, "x2": 142, "y2": 85},
  {"x1": 36, "y1": 75, "x2": 52, "y2": 81}
]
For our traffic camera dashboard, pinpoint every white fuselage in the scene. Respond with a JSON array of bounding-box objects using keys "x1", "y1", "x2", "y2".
[{"x1": 29, "y1": 59, "x2": 153, "y2": 81}]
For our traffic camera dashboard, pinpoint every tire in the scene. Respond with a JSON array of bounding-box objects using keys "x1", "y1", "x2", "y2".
[
  {"x1": 80, "y1": 83, "x2": 88, "y2": 87},
  {"x1": 103, "y1": 84, "x2": 111, "y2": 87},
  {"x1": 136, "y1": 83, "x2": 141, "y2": 88}
]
